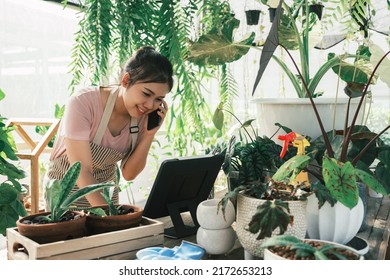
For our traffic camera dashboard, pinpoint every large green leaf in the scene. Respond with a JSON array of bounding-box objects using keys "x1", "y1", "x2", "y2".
[
  {"x1": 58, "y1": 161, "x2": 82, "y2": 206},
  {"x1": 252, "y1": 0, "x2": 283, "y2": 95},
  {"x1": 355, "y1": 169, "x2": 388, "y2": 196},
  {"x1": 272, "y1": 155, "x2": 311, "y2": 182},
  {"x1": 247, "y1": 199, "x2": 292, "y2": 240},
  {"x1": 0, "y1": 182, "x2": 18, "y2": 205},
  {"x1": 322, "y1": 156, "x2": 358, "y2": 209},
  {"x1": 188, "y1": 17, "x2": 254, "y2": 66},
  {"x1": 0, "y1": 205, "x2": 19, "y2": 236},
  {"x1": 328, "y1": 52, "x2": 371, "y2": 86}
]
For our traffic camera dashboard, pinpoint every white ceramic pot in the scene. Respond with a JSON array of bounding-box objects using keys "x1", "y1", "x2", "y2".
[
  {"x1": 253, "y1": 98, "x2": 360, "y2": 139},
  {"x1": 236, "y1": 193, "x2": 307, "y2": 258},
  {"x1": 306, "y1": 194, "x2": 364, "y2": 244},
  {"x1": 196, "y1": 227, "x2": 236, "y2": 255},
  {"x1": 263, "y1": 239, "x2": 364, "y2": 260},
  {"x1": 196, "y1": 199, "x2": 235, "y2": 230}
]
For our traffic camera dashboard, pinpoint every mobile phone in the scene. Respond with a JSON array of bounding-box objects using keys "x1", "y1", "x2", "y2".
[{"x1": 147, "y1": 109, "x2": 161, "y2": 130}]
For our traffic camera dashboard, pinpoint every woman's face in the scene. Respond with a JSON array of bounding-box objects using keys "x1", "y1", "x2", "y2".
[{"x1": 122, "y1": 81, "x2": 170, "y2": 118}]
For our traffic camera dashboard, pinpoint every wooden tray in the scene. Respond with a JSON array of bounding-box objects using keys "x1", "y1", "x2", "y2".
[{"x1": 7, "y1": 217, "x2": 164, "y2": 260}]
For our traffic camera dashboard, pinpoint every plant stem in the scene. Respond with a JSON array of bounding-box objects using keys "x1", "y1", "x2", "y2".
[
  {"x1": 341, "y1": 50, "x2": 390, "y2": 162},
  {"x1": 281, "y1": 45, "x2": 334, "y2": 157}
]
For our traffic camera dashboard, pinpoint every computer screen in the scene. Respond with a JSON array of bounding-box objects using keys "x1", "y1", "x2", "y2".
[{"x1": 143, "y1": 154, "x2": 224, "y2": 238}]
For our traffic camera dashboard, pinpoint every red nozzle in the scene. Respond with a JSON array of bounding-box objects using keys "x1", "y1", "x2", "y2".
[{"x1": 278, "y1": 132, "x2": 296, "y2": 158}]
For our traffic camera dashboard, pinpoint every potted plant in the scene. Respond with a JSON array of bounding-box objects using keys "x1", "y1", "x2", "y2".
[
  {"x1": 85, "y1": 187, "x2": 143, "y2": 235},
  {"x1": 0, "y1": 89, "x2": 28, "y2": 238},
  {"x1": 245, "y1": 9, "x2": 261, "y2": 25},
  {"x1": 16, "y1": 161, "x2": 114, "y2": 244},
  {"x1": 260, "y1": 0, "x2": 280, "y2": 22},
  {"x1": 215, "y1": 108, "x2": 312, "y2": 259},
  {"x1": 309, "y1": 1, "x2": 324, "y2": 20},
  {"x1": 264, "y1": 14, "x2": 390, "y2": 244},
  {"x1": 261, "y1": 235, "x2": 363, "y2": 260},
  {"x1": 189, "y1": 1, "x2": 382, "y2": 138}
]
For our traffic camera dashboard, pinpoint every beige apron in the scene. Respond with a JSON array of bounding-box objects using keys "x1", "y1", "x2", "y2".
[{"x1": 47, "y1": 87, "x2": 138, "y2": 207}]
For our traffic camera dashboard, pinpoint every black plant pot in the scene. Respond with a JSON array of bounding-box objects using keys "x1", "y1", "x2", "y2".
[
  {"x1": 245, "y1": 9, "x2": 261, "y2": 25},
  {"x1": 268, "y1": 8, "x2": 276, "y2": 22},
  {"x1": 309, "y1": 4, "x2": 324, "y2": 20}
]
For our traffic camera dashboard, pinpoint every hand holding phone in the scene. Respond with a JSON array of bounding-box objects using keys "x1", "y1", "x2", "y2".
[{"x1": 147, "y1": 109, "x2": 161, "y2": 130}]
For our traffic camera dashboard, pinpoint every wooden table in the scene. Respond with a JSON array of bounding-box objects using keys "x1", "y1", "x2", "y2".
[
  {"x1": 160, "y1": 195, "x2": 390, "y2": 260},
  {"x1": 356, "y1": 195, "x2": 390, "y2": 260}
]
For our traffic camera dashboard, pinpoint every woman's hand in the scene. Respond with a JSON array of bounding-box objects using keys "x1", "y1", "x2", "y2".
[{"x1": 145, "y1": 100, "x2": 169, "y2": 134}]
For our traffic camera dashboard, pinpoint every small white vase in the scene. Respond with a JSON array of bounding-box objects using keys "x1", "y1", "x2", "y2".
[
  {"x1": 196, "y1": 199, "x2": 235, "y2": 230},
  {"x1": 306, "y1": 194, "x2": 364, "y2": 244},
  {"x1": 196, "y1": 227, "x2": 236, "y2": 255},
  {"x1": 195, "y1": 199, "x2": 236, "y2": 255}
]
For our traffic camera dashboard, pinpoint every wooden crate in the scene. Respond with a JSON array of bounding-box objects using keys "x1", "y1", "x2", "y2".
[{"x1": 7, "y1": 217, "x2": 164, "y2": 260}]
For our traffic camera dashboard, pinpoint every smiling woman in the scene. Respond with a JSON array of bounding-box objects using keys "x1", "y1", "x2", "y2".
[{"x1": 45, "y1": 46, "x2": 174, "y2": 208}]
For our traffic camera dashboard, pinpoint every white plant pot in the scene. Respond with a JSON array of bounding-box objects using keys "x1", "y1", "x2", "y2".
[
  {"x1": 306, "y1": 194, "x2": 364, "y2": 244},
  {"x1": 236, "y1": 193, "x2": 307, "y2": 258},
  {"x1": 263, "y1": 239, "x2": 364, "y2": 260},
  {"x1": 253, "y1": 98, "x2": 360, "y2": 139},
  {"x1": 196, "y1": 227, "x2": 236, "y2": 255},
  {"x1": 196, "y1": 199, "x2": 235, "y2": 230}
]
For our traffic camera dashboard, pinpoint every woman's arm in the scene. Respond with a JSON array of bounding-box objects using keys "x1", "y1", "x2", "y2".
[{"x1": 121, "y1": 101, "x2": 168, "y2": 180}]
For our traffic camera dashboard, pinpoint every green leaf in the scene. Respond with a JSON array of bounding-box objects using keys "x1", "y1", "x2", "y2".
[
  {"x1": 58, "y1": 162, "x2": 82, "y2": 205},
  {"x1": 328, "y1": 52, "x2": 371, "y2": 86},
  {"x1": 0, "y1": 205, "x2": 19, "y2": 236},
  {"x1": 322, "y1": 156, "x2": 358, "y2": 209},
  {"x1": 87, "y1": 208, "x2": 107, "y2": 217},
  {"x1": 60, "y1": 182, "x2": 115, "y2": 211},
  {"x1": 272, "y1": 155, "x2": 311, "y2": 182},
  {"x1": 188, "y1": 17, "x2": 254, "y2": 66},
  {"x1": 260, "y1": 234, "x2": 301, "y2": 248},
  {"x1": 0, "y1": 88, "x2": 5, "y2": 101},
  {"x1": 212, "y1": 105, "x2": 224, "y2": 130},
  {"x1": 355, "y1": 169, "x2": 388, "y2": 196},
  {"x1": 44, "y1": 179, "x2": 62, "y2": 214},
  {"x1": 0, "y1": 182, "x2": 18, "y2": 205},
  {"x1": 247, "y1": 199, "x2": 292, "y2": 239}
]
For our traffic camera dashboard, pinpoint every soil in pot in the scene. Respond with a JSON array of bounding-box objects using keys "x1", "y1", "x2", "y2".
[
  {"x1": 86, "y1": 204, "x2": 143, "y2": 235},
  {"x1": 267, "y1": 240, "x2": 361, "y2": 260},
  {"x1": 16, "y1": 211, "x2": 86, "y2": 244}
]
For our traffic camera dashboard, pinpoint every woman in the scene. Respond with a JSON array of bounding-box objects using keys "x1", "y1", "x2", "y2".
[{"x1": 47, "y1": 46, "x2": 174, "y2": 207}]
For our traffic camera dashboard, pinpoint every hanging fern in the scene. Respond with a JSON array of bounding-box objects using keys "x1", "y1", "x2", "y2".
[{"x1": 67, "y1": 0, "x2": 239, "y2": 156}]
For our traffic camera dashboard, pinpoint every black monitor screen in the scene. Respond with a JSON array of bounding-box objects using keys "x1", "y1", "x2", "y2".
[{"x1": 143, "y1": 154, "x2": 224, "y2": 238}]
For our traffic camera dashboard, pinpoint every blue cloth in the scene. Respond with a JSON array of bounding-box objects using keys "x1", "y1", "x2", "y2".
[{"x1": 136, "y1": 241, "x2": 205, "y2": 260}]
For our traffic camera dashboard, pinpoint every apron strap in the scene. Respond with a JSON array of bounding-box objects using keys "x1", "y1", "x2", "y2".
[
  {"x1": 121, "y1": 117, "x2": 139, "y2": 169},
  {"x1": 93, "y1": 87, "x2": 119, "y2": 145}
]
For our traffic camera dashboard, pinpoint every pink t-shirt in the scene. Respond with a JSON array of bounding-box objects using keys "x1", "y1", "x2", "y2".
[{"x1": 50, "y1": 86, "x2": 145, "y2": 160}]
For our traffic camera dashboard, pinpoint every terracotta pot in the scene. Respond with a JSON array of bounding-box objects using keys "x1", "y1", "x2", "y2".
[
  {"x1": 86, "y1": 204, "x2": 143, "y2": 235},
  {"x1": 16, "y1": 211, "x2": 86, "y2": 244}
]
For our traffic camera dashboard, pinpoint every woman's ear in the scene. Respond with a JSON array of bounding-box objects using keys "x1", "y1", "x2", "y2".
[{"x1": 121, "y1": 72, "x2": 130, "y2": 87}]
